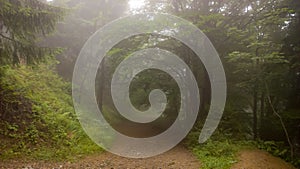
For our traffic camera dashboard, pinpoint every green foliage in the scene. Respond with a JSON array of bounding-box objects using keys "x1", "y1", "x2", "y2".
[
  {"x1": 0, "y1": 0, "x2": 65, "y2": 65},
  {"x1": 185, "y1": 131, "x2": 255, "y2": 169},
  {"x1": 44, "y1": 0, "x2": 128, "y2": 79},
  {"x1": 256, "y1": 140, "x2": 300, "y2": 168},
  {"x1": 0, "y1": 63, "x2": 102, "y2": 160},
  {"x1": 185, "y1": 131, "x2": 300, "y2": 168},
  {"x1": 257, "y1": 141, "x2": 289, "y2": 157}
]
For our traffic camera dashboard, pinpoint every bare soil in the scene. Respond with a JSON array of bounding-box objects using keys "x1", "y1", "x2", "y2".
[
  {"x1": 1, "y1": 147, "x2": 297, "y2": 169},
  {"x1": 0, "y1": 146, "x2": 200, "y2": 169},
  {"x1": 231, "y1": 149, "x2": 296, "y2": 169}
]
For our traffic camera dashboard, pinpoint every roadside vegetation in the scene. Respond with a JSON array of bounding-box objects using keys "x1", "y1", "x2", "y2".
[{"x1": 0, "y1": 63, "x2": 102, "y2": 161}]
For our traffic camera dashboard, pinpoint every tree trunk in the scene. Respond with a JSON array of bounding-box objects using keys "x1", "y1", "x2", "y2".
[
  {"x1": 202, "y1": 0, "x2": 210, "y2": 14},
  {"x1": 97, "y1": 58, "x2": 106, "y2": 112},
  {"x1": 259, "y1": 92, "x2": 265, "y2": 138},
  {"x1": 253, "y1": 87, "x2": 258, "y2": 140}
]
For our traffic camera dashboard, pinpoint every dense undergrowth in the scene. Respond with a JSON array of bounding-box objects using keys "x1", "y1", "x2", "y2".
[
  {"x1": 0, "y1": 64, "x2": 102, "y2": 161},
  {"x1": 184, "y1": 131, "x2": 254, "y2": 169},
  {"x1": 185, "y1": 130, "x2": 300, "y2": 169}
]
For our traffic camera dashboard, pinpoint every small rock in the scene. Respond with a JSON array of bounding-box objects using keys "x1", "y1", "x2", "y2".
[
  {"x1": 168, "y1": 161, "x2": 175, "y2": 166},
  {"x1": 23, "y1": 166, "x2": 34, "y2": 169}
]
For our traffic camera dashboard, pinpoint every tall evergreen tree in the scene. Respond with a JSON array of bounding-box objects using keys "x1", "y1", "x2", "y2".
[{"x1": 0, "y1": 0, "x2": 64, "y2": 65}]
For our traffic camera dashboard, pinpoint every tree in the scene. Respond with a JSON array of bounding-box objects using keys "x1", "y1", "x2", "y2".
[
  {"x1": 0, "y1": 0, "x2": 64, "y2": 65},
  {"x1": 43, "y1": 0, "x2": 128, "y2": 79}
]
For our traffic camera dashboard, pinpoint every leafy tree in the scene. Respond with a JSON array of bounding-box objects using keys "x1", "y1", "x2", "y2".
[
  {"x1": 227, "y1": 0, "x2": 291, "y2": 139},
  {"x1": 140, "y1": 0, "x2": 299, "y2": 146}
]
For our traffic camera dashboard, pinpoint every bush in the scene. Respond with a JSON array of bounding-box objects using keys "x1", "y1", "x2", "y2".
[
  {"x1": 184, "y1": 130, "x2": 255, "y2": 169},
  {"x1": 0, "y1": 64, "x2": 102, "y2": 160},
  {"x1": 256, "y1": 140, "x2": 300, "y2": 168}
]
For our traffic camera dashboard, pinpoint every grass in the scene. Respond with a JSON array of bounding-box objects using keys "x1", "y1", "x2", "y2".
[
  {"x1": 0, "y1": 64, "x2": 103, "y2": 161},
  {"x1": 184, "y1": 131, "x2": 255, "y2": 169},
  {"x1": 29, "y1": 137, "x2": 104, "y2": 161}
]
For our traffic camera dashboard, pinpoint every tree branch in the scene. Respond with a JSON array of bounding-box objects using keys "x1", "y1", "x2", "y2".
[
  {"x1": 265, "y1": 82, "x2": 294, "y2": 159},
  {"x1": 0, "y1": 33, "x2": 16, "y2": 42}
]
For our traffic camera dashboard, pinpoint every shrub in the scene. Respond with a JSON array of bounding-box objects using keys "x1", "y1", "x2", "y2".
[{"x1": 0, "y1": 64, "x2": 102, "y2": 160}]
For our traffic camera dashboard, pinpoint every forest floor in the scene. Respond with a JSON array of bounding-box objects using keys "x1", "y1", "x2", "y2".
[
  {"x1": 231, "y1": 149, "x2": 296, "y2": 169},
  {"x1": 0, "y1": 122, "x2": 297, "y2": 169},
  {"x1": 0, "y1": 146, "x2": 296, "y2": 169}
]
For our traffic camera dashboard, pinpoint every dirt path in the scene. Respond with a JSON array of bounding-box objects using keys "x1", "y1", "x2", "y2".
[
  {"x1": 0, "y1": 146, "x2": 201, "y2": 169},
  {"x1": 231, "y1": 149, "x2": 296, "y2": 169},
  {"x1": 0, "y1": 121, "x2": 296, "y2": 169},
  {"x1": 0, "y1": 122, "x2": 201, "y2": 169},
  {"x1": 1, "y1": 147, "x2": 298, "y2": 169}
]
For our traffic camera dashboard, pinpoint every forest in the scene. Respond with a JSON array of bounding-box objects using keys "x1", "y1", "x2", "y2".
[{"x1": 0, "y1": 0, "x2": 300, "y2": 168}]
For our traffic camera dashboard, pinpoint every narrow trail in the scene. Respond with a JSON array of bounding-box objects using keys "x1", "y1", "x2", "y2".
[
  {"x1": 0, "y1": 122, "x2": 201, "y2": 169},
  {"x1": 0, "y1": 146, "x2": 201, "y2": 169},
  {"x1": 0, "y1": 122, "x2": 296, "y2": 169},
  {"x1": 0, "y1": 146, "x2": 297, "y2": 169},
  {"x1": 231, "y1": 149, "x2": 296, "y2": 169}
]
